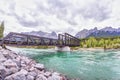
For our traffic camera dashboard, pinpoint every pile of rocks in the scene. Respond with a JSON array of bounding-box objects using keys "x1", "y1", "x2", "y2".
[{"x1": 0, "y1": 48, "x2": 67, "y2": 80}]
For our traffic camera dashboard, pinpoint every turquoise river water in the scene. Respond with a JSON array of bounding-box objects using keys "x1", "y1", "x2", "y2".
[{"x1": 8, "y1": 47, "x2": 120, "y2": 80}]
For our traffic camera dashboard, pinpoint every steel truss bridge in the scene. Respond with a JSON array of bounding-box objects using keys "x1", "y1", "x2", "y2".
[{"x1": 0, "y1": 32, "x2": 80, "y2": 47}]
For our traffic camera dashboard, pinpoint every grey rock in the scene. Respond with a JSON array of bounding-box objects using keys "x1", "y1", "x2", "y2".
[
  {"x1": 44, "y1": 71, "x2": 52, "y2": 78},
  {"x1": 6, "y1": 67, "x2": 19, "y2": 76},
  {"x1": 12, "y1": 59, "x2": 21, "y2": 68},
  {"x1": 4, "y1": 76, "x2": 13, "y2": 80},
  {"x1": 21, "y1": 56, "x2": 31, "y2": 64},
  {"x1": 3, "y1": 59, "x2": 18, "y2": 68},
  {"x1": 34, "y1": 64, "x2": 44, "y2": 71},
  {"x1": 2, "y1": 50, "x2": 13, "y2": 59},
  {"x1": 26, "y1": 75, "x2": 34, "y2": 80},
  {"x1": 52, "y1": 72, "x2": 60, "y2": 76},
  {"x1": 0, "y1": 65, "x2": 7, "y2": 79},
  {"x1": 48, "y1": 72, "x2": 61, "y2": 80},
  {"x1": 48, "y1": 75, "x2": 61, "y2": 80},
  {"x1": 0, "y1": 53, "x2": 6, "y2": 62},
  {"x1": 19, "y1": 69, "x2": 28, "y2": 75},
  {"x1": 5, "y1": 74, "x2": 26, "y2": 80},
  {"x1": 21, "y1": 61, "x2": 26, "y2": 67},
  {"x1": 36, "y1": 74, "x2": 47, "y2": 80},
  {"x1": 29, "y1": 66, "x2": 44, "y2": 75},
  {"x1": 29, "y1": 67, "x2": 35, "y2": 71},
  {"x1": 0, "y1": 46, "x2": 3, "y2": 49},
  {"x1": 5, "y1": 69, "x2": 28, "y2": 80},
  {"x1": 28, "y1": 71, "x2": 37, "y2": 77}
]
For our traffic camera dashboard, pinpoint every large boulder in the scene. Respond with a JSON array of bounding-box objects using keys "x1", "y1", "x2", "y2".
[
  {"x1": 12, "y1": 58, "x2": 21, "y2": 68},
  {"x1": 48, "y1": 72, "x2": 62, "y2": 80},
  {"x1": 36, "y1": 74, "x2": 47, "y2": 80},
  {"x1": 20, "y1": 56, "x2": 31, "y2": 64},
  {"x1": 0, "y1": 46, "x2": 3, "y2": 50},
  {"x1": 20, "y1": 56, "x2": 36, "y2": 70},
  {"x1": 26, "y1": 74, "x2": 34, "y2": 80},
  {"x1": 28, "y1": 71, "x2": 37, "y2": 78},
  {"x1": 5, "y1": 69, "x2": 28, "y2": 80},
  {"x1": 29, "y1": 66, "x2": 44, "y2": 75},
  {"x1": 6, "y1": 67, "x2": 19, "y2": 76},
  {"x1": 44, "y1": 71, "x2": 52, "y2": 78},
  {"x1": 3, "y1": 59, "x2": 18, "y2": 68},
  {"x1": 2, "y1": 50, "x2": 17, "y2": 59},
  {"x1": 0, "y1": 53, "x2": 6, "y2": 62},
  {"x1": 34, "y1": 63, "x2": 44, "y2": 71},
  {"x1": 0, "y1": 65, "x2": 7, "y2": 79}
]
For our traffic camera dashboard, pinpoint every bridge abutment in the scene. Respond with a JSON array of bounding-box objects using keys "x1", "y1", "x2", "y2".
[{"x1": 55, "y1": 46, "x2": 70, "y2": 51}]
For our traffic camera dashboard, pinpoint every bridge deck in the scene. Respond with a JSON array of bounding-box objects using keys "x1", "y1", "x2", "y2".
[{"x1": 0, "y1": 32, "x2": 80, "y2": 47}]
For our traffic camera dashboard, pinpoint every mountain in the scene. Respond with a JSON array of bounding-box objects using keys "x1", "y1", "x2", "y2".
[
  {"x1": 75, "y1": 27, "x2": 120, "y2": 38},
  {"x1": 75, "y1": 27, "x2": 98, "y2": 38},
  {"x1": 22, "y1": 31, "x2": 57, "y2": 39},
  {"x1": 87, "y1": 31, "x2": 120, "y2": 38}
]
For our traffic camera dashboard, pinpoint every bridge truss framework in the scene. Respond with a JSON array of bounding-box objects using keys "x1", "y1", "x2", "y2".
[{"x1": 0, "y1": 32, "x2": 80, "y2": 47}]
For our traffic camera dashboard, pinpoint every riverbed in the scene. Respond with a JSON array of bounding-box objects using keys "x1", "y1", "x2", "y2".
[{"x1": 8, "y1": 47, "x2": 120, "y2": 80}]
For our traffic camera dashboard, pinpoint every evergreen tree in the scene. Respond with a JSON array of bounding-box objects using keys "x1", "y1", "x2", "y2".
[{"x1": 0, "y1": 21, "x2": 4, "y2": 38}]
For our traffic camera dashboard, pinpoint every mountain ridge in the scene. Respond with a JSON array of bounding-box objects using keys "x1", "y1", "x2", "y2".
[
  {"x1": 22, "y1": 31, "x2": 57, "y2": 39},
  {"x1": 75, "y1": 27, "x2": 120, "y2": 38},
  {"x1": 21, "y1": 27, "x2": 120, "y2": 39}
]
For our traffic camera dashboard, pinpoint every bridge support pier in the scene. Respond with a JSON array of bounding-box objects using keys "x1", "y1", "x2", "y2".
[{"x1": 55, "y1": 46, "x2": 70, "y2": 51}]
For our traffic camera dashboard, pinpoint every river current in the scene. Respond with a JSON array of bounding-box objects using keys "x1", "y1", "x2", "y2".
[{"x1": 8, "y1": 47, "x2": 120, "y2": 80}]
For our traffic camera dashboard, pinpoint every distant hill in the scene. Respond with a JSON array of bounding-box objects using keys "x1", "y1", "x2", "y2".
[
  {"x1": 75, "y1": 27, "x2": 120, "y2": 38},
  {"x1": 22, "y1": 31, "x2": 57, "y2": 39}
]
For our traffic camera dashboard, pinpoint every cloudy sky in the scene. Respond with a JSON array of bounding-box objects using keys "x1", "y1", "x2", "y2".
[{"x1": 0, "y1": 0, "x2": 120, "y2": 35}]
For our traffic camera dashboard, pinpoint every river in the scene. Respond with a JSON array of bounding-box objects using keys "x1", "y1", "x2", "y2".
[{"x1": 8, "y1": 47, "x2": 120, "y2": 80}]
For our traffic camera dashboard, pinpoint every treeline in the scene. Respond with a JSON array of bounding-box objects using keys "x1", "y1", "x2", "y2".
[{"x1": 80, "y1": 37, "x2": 120, "y2": 49}]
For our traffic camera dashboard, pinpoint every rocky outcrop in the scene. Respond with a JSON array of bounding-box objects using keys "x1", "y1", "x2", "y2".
[{"x1": 0, "y1": 47, "x2": 67, "y2": 80}]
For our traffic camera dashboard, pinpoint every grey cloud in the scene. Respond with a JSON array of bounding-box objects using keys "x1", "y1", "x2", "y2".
[
  {"x1": 0, "y1": 1, "x2": 16, "y2": 18},
  {"x1": 48, "y1": 0, "x2": 66, "y2": 8},
  {"x1": 41, "y1": 0, "x2": 111, "y2": 23},
  {"x1": 4, "y1": 3, "x2": 39, "y2": 27},
  {"x1": 15, "y1": 15, "x2": 51, "y2": 27},
  {"x1": 46, "y1": 0, "x2": 79, "y2": 25},
  {"x1": 79, "y1": 2, "x2": 111, "y2": 21},
  {"x1": 67, "y1": 20, "x2": 78, "y2": 25},
  {"x1": 18, "y1": 20, "x2": 39, "y2": 27},
  {"x1": 1, "y1": 0, "x2": 113, "y2": 34},
  {"x1": 0, "y1": 10, "x2": 5, "y2": 14},
  {"x1": 35, "y1": 0, "x2": 79, "y2": 26},
  {"x1": 7, "y1": 2, "x2": 50, "y2": 27},
  {"x1": 36, "y1": 0, "x2": 68, "y2": 15},
  {"x1": 11, "y1": 12, "x2": 38, "y2": 27}
]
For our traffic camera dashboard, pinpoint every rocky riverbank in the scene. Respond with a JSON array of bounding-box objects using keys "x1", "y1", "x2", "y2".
[{"x1": 0, "y1": 47, "x2": 67, "y2": 80}]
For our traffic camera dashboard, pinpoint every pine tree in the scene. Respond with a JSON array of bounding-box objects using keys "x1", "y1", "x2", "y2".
[{"x1": 0, "y1": 21, "x2": 4, "y2": 38}]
